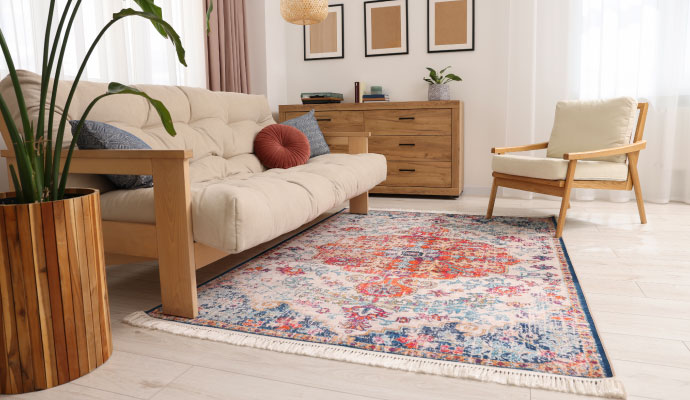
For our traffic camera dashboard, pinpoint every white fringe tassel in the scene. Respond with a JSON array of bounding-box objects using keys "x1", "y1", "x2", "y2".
[{"x1": 124, "y1": 311, "x2": 626, "y2": 399}]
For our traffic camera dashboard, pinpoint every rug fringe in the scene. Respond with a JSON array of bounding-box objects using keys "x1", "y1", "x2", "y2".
[{"x1": 124, "y1": 311, "x2": 626, "y2": 399}]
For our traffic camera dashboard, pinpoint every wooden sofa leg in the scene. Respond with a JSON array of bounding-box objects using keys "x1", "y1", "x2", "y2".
[
  {"x1": 628, "y1": 152, "x2": 647, "y2": 224},
  {"x1": 152, "y1": 159, "x2": 198, "y2": 318},
  {"x1": 486, "y1": 178, "x2": 498, "y2": 219},
  {"x1": 350, "y1": 192, "x2": 369, "y2": 214}
]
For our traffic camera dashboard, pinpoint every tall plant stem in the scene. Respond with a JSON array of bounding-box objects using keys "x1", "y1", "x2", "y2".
[
  {"x1": 51, "y1": 18, "x2": 116, "y2": 199},
  {"x1": 45, "y1": 0, "x2": 81, "y2": 195},
  {"x1": 0, "y1": 91, "x2": 37, "y2": 201},
  {"x1": 36, "y1": 0, "x2": 56, "y2": 142},
  {"x1": 0, "y1": 30, "x2": 39, "y2": 201}
]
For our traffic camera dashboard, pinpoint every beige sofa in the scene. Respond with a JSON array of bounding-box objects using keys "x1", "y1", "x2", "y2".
[{"x1": 0, "y1": 70, "x2": 387, "y2": 317}]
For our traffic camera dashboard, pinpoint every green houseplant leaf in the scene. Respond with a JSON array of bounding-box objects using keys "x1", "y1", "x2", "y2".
[
  {"x1": 112, "y1": 8, "x2": 187, "y2": 67},
  {"x1": 424, "y1": 66, "x2": 462, "y2": 86},
  {"x1": 206, "y1": 0, "x2": 214, "y2": 35},
  {"x1": 105, "y1": 83, "x2": 177, "y2": 136},
  {"x1": 133, "y1": 0, "x2": 168, "y2": 38},
  {"x1": 0, "y1": 1, "x2": 191, "y2": 202}
]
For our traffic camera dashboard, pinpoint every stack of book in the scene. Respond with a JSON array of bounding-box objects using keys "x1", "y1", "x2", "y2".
[{"x1": 362, "y1": 94, "x2": 390, "y2": 102}]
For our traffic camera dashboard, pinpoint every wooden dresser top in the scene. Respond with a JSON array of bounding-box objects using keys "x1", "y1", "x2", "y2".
[{"x1": 279, "y1": 100, "x2": 461, "y2": 112}]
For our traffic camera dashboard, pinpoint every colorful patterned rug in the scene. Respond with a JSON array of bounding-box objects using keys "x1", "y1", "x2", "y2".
[{"x1": 125, "y1": 210, "x2": 624, "y2": 398}]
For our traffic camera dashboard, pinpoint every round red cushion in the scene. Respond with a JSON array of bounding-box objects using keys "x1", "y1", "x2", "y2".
[{"x1": 254, "y1": 124, "x2": 311, "y2": 169}]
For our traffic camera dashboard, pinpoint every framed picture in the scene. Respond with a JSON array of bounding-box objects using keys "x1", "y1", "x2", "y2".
[
  {"x1": 304, "y1": 4, "x2": 344, "y2": 61},
  {"x1": 364, "y1": 0, "x2": 408, "y2": 57},
  {"x1": 427, "y1": 0, "x2": 474, "y2": 52}
]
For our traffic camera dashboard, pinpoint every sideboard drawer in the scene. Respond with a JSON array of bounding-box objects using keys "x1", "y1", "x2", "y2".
[
  {"x1": 284, "y1": 111, "x2": 364, "y2": 132},
  {"x1": 370, "y1": 136, "x2": 451, "y2": 162},
  {"x1": 364, "y1": 109, "x2": 451, "y2": 136},
  {"x1": 382, "y1": 161, "x2": 452, "y2": 188}
]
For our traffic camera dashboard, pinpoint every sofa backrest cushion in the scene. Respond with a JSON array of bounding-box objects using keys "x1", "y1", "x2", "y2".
[
  {"x1": 0, "y1": 70, "x2": 275, "y2": 164},
  {"x1": 546, "y1": 97, "x2": 638, "y2": 163}
]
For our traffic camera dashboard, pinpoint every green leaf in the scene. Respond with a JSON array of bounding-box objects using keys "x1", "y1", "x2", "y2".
[
  {"x1": 133, "y1": 0, "x2": 168, "y2": 38},
  {"x1": 426, "y1": 67, "x2": 440, "y2": 84},
  {"x1": 113, "y1": 8, "x2": 186, "y2": 66},
  {"x1": 206, "y1": 0, "x2": 213, "y2": 35},
  {"x1": 423, "y1": 78, "x2": 435, "y2": 84},
  {"x1": 439, "y1": 66, "x2": 451, "y2": 75},
  {"x1": 444, "y1": 73, "x2": 462, "y2": 82},
  {"x1": 106, "y1": 82, "x2": 177, "y2": 137}
]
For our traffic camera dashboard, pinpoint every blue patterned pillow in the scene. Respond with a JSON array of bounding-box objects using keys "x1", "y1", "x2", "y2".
[
  {"x1": 69, "y1": 120, "x2": 153, "y2": 189},
  {"x1": 281, "y1": 110, "x2": 330, "y2": 158}
]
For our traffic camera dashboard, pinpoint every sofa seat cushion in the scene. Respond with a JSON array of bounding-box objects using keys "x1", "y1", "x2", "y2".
[
  {"x1": 492, "y1": 154, "x2": 629, "y2": 181},
  {"x1": 100, "y1": 153, "x2": 387, "y2": 253}
]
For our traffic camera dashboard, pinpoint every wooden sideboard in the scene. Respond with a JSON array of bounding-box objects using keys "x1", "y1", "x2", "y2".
[{"x1": 278, "y1": 101, "x2": 463, "y2": 196}]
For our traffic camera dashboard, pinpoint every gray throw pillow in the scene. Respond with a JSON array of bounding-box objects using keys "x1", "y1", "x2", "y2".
[
  {"x1": 281, "y1": 110, "x2": 330, "y2": 158},
  {"x1": 69, "y1": 120, "x2": 153, "y2": 190}
]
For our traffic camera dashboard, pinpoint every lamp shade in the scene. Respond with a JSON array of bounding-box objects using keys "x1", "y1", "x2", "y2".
[{"x1": 280, "y1": 0, "x2": 329, "y2": 25}]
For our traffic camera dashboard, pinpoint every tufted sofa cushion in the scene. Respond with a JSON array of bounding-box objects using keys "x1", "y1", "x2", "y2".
[
  {"x1": 0, "y1": 70, "x2": 388, "y2": 254},
  {"x1": 0, "y1": 70, "x2": 275, "y2": 163},
  {"x1": 100, "y1": 153, "x2": 387, "y2": 253}
]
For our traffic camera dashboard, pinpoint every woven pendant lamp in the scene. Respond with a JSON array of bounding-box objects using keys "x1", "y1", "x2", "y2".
[{"x1": 280, "y1": 0, "x2": 329, "y2": 25}]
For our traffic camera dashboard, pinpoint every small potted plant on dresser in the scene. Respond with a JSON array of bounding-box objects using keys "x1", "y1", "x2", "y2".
[
  {"x1": 0, "y1": 0, "x2": 188, "y2": 394},
  {"x1": 424, "y1": 66, "x2": 462, "y2": 101}
]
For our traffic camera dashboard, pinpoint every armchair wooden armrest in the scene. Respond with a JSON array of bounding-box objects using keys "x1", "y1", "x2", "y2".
[
  {"x1": 491, "y1": 142, "x2": 549, "y2": 154},
  {"x1": 563, "y1": 141, "x2": 646, "y2": 160}
]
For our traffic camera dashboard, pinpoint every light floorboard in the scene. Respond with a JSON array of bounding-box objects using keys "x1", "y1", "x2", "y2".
[{"x1": 12, "y1": 195, "x2": 690, "y2": 400}]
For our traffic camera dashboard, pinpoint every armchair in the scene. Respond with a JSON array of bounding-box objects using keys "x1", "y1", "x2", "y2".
[{"x1": 487, "y1": 99, "x2": 649, "y2": 238}]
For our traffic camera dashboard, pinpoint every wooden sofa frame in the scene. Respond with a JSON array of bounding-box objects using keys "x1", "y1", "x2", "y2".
[
  {"x1": 486, "y1": 103, "x2": 649, "y2": 238},
  {"x1": 1, "y1": 114, "x2": 370, "y2": 318}
]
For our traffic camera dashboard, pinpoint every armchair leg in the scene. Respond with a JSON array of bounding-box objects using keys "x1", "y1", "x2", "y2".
[
  {"x1": 556, "y1": 161, "x2": 577, "y2": 238},
  {"x1": 350, "y1": 192, "x2": 369, "y2": 214},
  {"x1": 628, "y1": 152, "x2": 647, "y2": 224},
  {"x1": 486, "y1": 178, "x2": 498, "y2": 219},
  {"x1": 152, "y1": 159, "x2": 198, "y2": 318}
]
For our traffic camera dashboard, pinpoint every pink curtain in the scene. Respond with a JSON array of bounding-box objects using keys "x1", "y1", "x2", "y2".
[{"x1": 204, "y1": 0, "x2": 250, "y2": 93}]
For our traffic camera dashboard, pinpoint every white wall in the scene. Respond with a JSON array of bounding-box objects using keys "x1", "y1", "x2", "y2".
[{"x1": 249, "y1": 0, "x2": 514, "y2": 193}]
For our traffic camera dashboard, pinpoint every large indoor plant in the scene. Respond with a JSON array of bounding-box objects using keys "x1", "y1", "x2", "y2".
[
  {"x1": 424, "y1": 66, "x2": 462, "y2": 101},
  {"x1": 0, "y1": 0, "x2": 189, "y2": 394}
]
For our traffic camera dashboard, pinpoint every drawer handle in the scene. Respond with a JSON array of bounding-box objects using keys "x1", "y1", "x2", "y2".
[
  {"x1": 399, "y1": 143, "x2": 415, "y2": 147},
  {"x1": 316, "y1": 118, "x2": 332, "y2": 122},
  {"x1": 399, "y1": 168, "x2": 416, "y2": 172},
  {"x1": 398, "y1": 117, "x2": 415, "y2": 120}
]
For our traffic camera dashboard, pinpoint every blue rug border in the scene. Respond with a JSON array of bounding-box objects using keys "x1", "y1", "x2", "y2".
[
  {"x1": 551, "y1": 216, "x2": 614, "y2": 378},
  {"x1": 144, "y1": 211, "x2": 614, "y2": 379}
]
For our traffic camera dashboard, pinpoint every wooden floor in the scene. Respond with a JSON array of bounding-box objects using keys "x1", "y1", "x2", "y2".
[{"x1": 9, "y1": 195, "x2": 690, "y2": 400}]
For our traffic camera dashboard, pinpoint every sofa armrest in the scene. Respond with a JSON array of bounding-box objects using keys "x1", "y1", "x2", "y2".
[
  {"x1": 321, "y1": 132, "x2": 371, "y2": 155},
  {"x1": 1, "y1": 149, "x2": 193, "y2": 175},
  {"x1": 1, "y1": 148, "x2": 198, "y2": 317}
]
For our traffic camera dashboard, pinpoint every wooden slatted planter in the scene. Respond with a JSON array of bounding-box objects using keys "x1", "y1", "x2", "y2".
[{"x1": 0, "y1": 188, "x2": 111, "y2": 394}]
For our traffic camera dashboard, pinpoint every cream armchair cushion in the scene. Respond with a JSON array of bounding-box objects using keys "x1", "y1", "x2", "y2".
[
  {"x1": 546, "y1": 97, "x2": 638, "y2": 163},
  {"x1": 492, "y1": 154, "x2": 629, "y2": 181}
]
